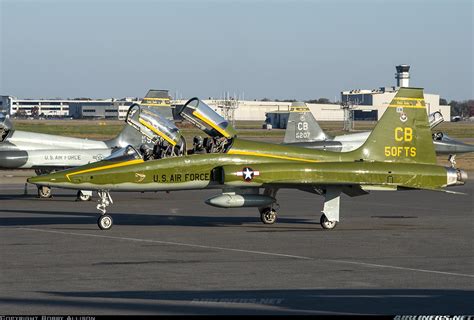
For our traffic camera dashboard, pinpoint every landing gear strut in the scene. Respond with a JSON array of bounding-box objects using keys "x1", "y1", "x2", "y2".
[
  {"x1": 97, "y1": 191, "x2": 113, "y2": 230},
  {"x1": 320, "y1": 186, "x2": 341, "y2": 230},
  {"x1": 258, "y1": 188, "x2": 279, "y2": 224},
  {"x1": 37, "y1": 186, "x2": 52, "y2": 198}
]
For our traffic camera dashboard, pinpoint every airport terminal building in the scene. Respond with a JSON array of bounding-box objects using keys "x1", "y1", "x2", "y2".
[
  {"x1": 0, "y1": 96, "x2": 140, "y2": 120},
  {"x1": 264, "y1": 65, "x2": 450, "y2": 128},
  {"x1": 0, "y1": 90, "x2": 170, "y2": 120}
]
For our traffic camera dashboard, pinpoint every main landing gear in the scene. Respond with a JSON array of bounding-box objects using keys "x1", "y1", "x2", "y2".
[
  {"x1": 258, "y1": 188, "x2": 279, "y2": 224},
  {"x1": 37, "y1": 186, "x2": 52, "y2": 198},
  {"x1": 319, "y1": 187, "x2": 341, "y2": 230},
  {"x1": 35, "y1": 169, "x2": 53, "y2": 199},
  {"x1": 320, "y1": 214, "x2": 337, "y2": 230},
  {"x1": 259, "y1": 207, "x2": 277, "y2": 224},
  {"x1": 76, "y1": 190, "x2": 92, "y2": 201},
  {"x1": 257, "y1": 187, "x2": 341, "y2": 230},
  {"x1": 97, "y1": 190, "x2": 113, "y2": 230}
]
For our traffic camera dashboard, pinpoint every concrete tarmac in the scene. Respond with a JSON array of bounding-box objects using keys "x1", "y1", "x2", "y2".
[{"x1": 0, "y1": 177, "x2": 473, "y2": 315}]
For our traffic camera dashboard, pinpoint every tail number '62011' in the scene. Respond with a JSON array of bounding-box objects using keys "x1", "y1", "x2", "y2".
[{"x1": 384, "y1": 127, "x2": 416, "y2": 157}]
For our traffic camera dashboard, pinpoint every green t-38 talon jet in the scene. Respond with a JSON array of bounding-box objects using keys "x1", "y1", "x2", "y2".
[{"x1": 28, "y1": 88, "x2": 468, "y2": 231}]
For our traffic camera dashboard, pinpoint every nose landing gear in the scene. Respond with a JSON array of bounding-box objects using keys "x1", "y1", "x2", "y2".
[
  {"x1": 97, "y1": 191, "x2": 113, "y2": 230},
  {"x1": 98, "y1": 214, "x2": 113, "y2": 230}
]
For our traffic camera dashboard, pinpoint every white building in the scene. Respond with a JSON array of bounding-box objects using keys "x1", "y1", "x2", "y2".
[
  {"x1": 341, "y1": 65, "x2": 450, "y2": 121},
  {"x1": 0, "y1": 96, "x2": 140, "y2": 119},
  {"x1": 1, "y1": 96, "x2": 70, "y2": 117},
  {"x1": 73, "y1": 99, "x2": 139, "y2": 120},
  {"x1": 262, "y1": 65, "x2": 451, "y2": 128}
]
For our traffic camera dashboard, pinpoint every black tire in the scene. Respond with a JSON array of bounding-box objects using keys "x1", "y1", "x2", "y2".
[
  {"x1": 37, "y1": 186, "x2": 52, "y2": 198},
  {"x1": 77, "y1": 191, "x2": 92, "y2": 201},
  {"x1": 260, "y1": 209, "x2": 277, "y2": 224},
  {"x1": 320, "y1": 214, "x2": 337, "y2": 230},
  {"x1": 98, "y1": 215, "x2": 113, "y2": 230}
]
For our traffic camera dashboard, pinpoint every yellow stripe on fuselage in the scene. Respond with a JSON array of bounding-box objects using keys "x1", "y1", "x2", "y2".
[
  {"x1": 139, "y1": 118, "x2": 176, "y2": 146},
  {"x1": 393, "y1": 97, "x2": 424, "y2": 101},
  {"x1": 192, "y1": 110, "x2": 231, "y2": 138},
  {"x1": 142, "y1": 98, "x2": 170, "y2": 102},
  {"x1": 141, "y1": 103, "x2": 171, "y2": 106},
  {"x1": 227, "y1": 150, "x2": 320, "y2": 163},
  {"x1": 66, "y1": 159, "x2": 144, "y2": 181}
]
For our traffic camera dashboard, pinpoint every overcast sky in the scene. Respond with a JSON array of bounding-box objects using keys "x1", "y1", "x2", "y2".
[{"x1": 1, "y1": 0, "x2": 472, "y2": 101}]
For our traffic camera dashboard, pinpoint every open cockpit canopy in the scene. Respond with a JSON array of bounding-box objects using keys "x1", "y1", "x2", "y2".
[
  {"x1": 177, "y1": 98, "x2": 237, "y2": 139},
  {"x1": 126, "y1": 104, "x2": 182, "y2": 147},
  {"x1": 0, "y1": 113, "x2": 13, "y2": 142},
  {"x1": 429, "y1": 111, "x2": 444, "y2": 129},
  {"x1": 104, "y1": 145, "x2": 142, "y2": 162}
]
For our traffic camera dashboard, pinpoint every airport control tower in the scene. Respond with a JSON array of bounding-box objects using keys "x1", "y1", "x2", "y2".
[{"x1": 395, "y1": 64, "x2": 410, "y2": 87}]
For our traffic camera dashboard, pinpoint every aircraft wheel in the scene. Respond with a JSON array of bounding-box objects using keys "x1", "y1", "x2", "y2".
[
  {"x1": 260, "y1": 208, "x2": 277, "y2": 224},
  {"x1": 320, "y1": 214, "x2": 337, "y2": 230},
  {"x1": 37, "y1": 186, "x2": 52, "y2": 198},
  {"x1": 98, "y1": 215, "x2": 113, "y2": 230},
  {"x1": 77, "y1": 191, "x2": 92, "y2": 201}
]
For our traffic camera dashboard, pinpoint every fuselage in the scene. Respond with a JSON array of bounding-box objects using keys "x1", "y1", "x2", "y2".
[
  {"x1": 28, "y1": 138, "x2": 463, "y2": 192},
  {"x1": 0, "y1": 130, "x2": 113, "y2": 169}
]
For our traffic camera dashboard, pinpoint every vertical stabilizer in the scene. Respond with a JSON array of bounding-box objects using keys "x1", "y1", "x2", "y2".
[
  {"x1": 283, "y1": 102, "x2": 331, "y2": 143},
  {"x1": 351, "y1": 88, "x2": 436, "y2": 164},
  {"x1": 140, "y1": 89, "x2": 174, "y2": 120}
]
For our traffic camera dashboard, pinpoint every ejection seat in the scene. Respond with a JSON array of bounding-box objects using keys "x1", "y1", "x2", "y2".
[
  {"x1": 124, "y1": 104, "x2": 185, "y2": 160},
  {"x1": 176, "y1": 98, "x2": 237, "y2": 154}
]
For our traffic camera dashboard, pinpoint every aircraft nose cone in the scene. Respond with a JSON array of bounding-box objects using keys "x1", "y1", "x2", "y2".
[
  {"x1": 27, "y1": 175, "x2": 45, "y2": 185},
  {"x1": 27, "y1": 172, "x2": 67, "y2": 186}
]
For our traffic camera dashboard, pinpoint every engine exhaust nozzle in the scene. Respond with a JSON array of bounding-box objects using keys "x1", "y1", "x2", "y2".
[{"x1": 446, "y1": 167, "x2": 468, "y2": 186}]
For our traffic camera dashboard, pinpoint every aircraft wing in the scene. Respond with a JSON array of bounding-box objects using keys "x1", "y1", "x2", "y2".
[{"x1": 397, "y1": 185, "x2": 467, "y2": 195}]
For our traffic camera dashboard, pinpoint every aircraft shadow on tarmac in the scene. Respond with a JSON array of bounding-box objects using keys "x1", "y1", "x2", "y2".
[
  {"x1": 0, "y1": 208, "x2": 318, "y2": 228},
  {"x1": 0, "y1": 193, "x2": 86, "y2": 204},
  {"x1": 1, "y1": 289, "x2": 473, "y2": 314}
]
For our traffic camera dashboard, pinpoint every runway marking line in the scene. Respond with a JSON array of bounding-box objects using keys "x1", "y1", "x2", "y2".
[
  {"x1": 18, "y1": 227, "x2": 474, "y2": 279},
  {"x1": 18, "y1": 227, "x2": 311, "y2": 261}
]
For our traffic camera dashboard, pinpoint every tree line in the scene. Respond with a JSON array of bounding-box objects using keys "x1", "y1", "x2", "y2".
[
  {"x1": 440, "y1": 98, "x2": 474, "y2": 118},
  {"x1": 260, "y1": 98, "x2": 337, "y2": 104}
]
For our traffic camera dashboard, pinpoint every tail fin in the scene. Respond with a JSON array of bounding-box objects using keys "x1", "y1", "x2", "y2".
[
  {"x1": 283, "y1": 102, "x2": 331, "y2": 143},
  {"x1": 351, "y1": 87, "x2": 436, "y2": 164},
  {"x1": 140, "y1": 89, "x2": 174, "y2": 120}
]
